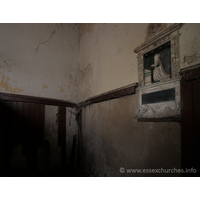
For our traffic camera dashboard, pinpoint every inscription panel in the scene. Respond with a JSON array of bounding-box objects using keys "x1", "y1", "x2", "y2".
[{"x1": 142, "y1": 88, "x2": 175, "y2": 104}]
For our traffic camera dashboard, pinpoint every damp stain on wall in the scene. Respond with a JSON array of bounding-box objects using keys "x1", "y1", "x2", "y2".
[
  {"x1": 0, "y1": 65, "x2": 12, "y2": 73},
  {"x1": 77, "y1": 23, "x2": 96, "y2": 46},
  {"x1": 0, "y1": 74, "x2": 24, "y2": 93},
  {"x1": 43, "y1": 84, "x2": 49, "y2": 89},
  {"x1": 0, "y1": 65, "x2": 10, "y2": 70},
  {"x1": 67, "y1": 74, "x2": 73, "y2": 89},
  {"x1": 57, "y1": 86, "x2": 64, "y2": 93},
  {"x1": 183, "y1": 53, "x2": 200, "y2": 64},
  {"x1": 78, "y1": 63, "x2": 93, "y2": 100}
]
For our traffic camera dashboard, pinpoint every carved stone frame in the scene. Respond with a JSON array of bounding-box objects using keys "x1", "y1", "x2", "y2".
[
  {"x1": 134, "y1": 23, "x2": 182, "y2": 87},
  {"x1": 134, "y1": 24, "x2": 182, "y2": 119}
]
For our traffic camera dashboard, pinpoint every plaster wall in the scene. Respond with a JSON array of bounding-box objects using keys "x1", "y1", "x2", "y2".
[
  {"x1": 77, "y1": 23, "x2": 178, "y2": 101},
  {"x1": 78, "y1": 23, "x2": 200, "y2": 101},
  {"x1": 78, "y1": 23, "x2": 147, "y2": 101},
  {"x1": 179, "y1": 23, "x2": 200, "y2": 69},
  {"x1": 0, "y1": 24, "x2": 79, "y2": 175},
  {"x1": 0, "y1": 23, "x2": 79, "y2": 101},
  {"x1": 82, "y1": 95, "x2": 181, "y2": 177},
  {"x1": 78, "y1": 23, "x2": 185, "y2": 176}
]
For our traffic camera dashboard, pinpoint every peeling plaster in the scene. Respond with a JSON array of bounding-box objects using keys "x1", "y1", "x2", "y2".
[
  {"x1": 0, "y1": 23, "x2": 79, "y2": 100},
  {"x1": 0, "y1": 74, "x2": 24, "y2": 93}
]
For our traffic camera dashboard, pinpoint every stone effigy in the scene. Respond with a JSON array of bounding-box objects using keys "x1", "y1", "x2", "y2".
[{"x1": 151, "y1": 53, "x2": 170, "y2": 81}]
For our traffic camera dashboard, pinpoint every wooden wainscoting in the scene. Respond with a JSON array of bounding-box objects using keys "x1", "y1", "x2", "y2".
[
  {"x1": 180, "y1": 64, "x2": 200, "y2": 177},
  {"x1": 0, "y1": 92, "x2": 77, "y2": 177}
]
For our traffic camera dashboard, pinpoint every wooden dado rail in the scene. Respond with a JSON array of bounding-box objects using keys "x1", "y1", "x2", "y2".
[
  {"x1": 0, "y1": 92, "x2": 77, "y2": 107},
  {"x1": 78, "y1": 83, "x2": 138, "y2": 107},
  {"x1": 0, "y1": 83, "x2": 138, "y2": 176}
]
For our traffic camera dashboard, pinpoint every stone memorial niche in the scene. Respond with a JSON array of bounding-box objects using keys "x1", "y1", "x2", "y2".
[
  {"x1": 144, "y1": 42, "x2": 171, "y2": 85},
  {"x1": 134, "y1": 23, "x2": 182, "y2": 119}
]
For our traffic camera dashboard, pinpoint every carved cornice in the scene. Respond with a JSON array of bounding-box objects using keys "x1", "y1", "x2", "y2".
[{"x1": 134, "y1": 23, "x2": 182, "y2": 53}]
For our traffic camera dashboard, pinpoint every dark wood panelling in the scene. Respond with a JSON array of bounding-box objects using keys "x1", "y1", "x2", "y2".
[
  {"x1": 192, "y1": 79, "x2": 200, "y2": 176},
  {"x1": 29, "y1": 103, "x2": 35, "y2": 142},
  {"x1": 0, "y1": 92, "x2": 77, "y2": 107},
  {"x1": 11, "y1": 102, "x2": 18, "y2": 144},
  {"x1": 181, "y1": 65, "x2": 200, "y2": 177},
  {"x1": 77, "y1": 110, "x2": 83, "y2": 169},
  {"x1": 17, "y1": 102, "x2": 24, "y2": 144},
  {"x1": 32, "y1": 104, "x2": 40, "y2": 170},
  {"x1": 58, "y1": 106, "x2": 66, "y2": 171},
  {"x1": 10, "y1": 102, "x2": 15, "y2": 145},
  {"x1": 181, "y1": 80, "x2": 193, "y2": 174},
  {"x1": 0, "y1": 99, "x2": 46, "y2": 176},
  {"x1": 34, "y1": 104, "x2": 40, "y2": 144},
  {"x1": 23, "y1": 103, "x2": 30, "y2": 156},
  {"x1": 3, "y1": 101, "x2": 11, "y2": 176},
  {"x1": 0, "y1": 100, "x2": 4, "y2": 175},
  {"x1": 39, "y1": 104, "x2": 45, "y2": 147},
  {"x1": 43, "y1": 139, "x2": 50, "y2": 176},
  {"x1": 29, "y1": 103, "x2": 37, "y2": 171},
  {"x1": 23, "y1": 103, "x2": 30, "y2": 174}
]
